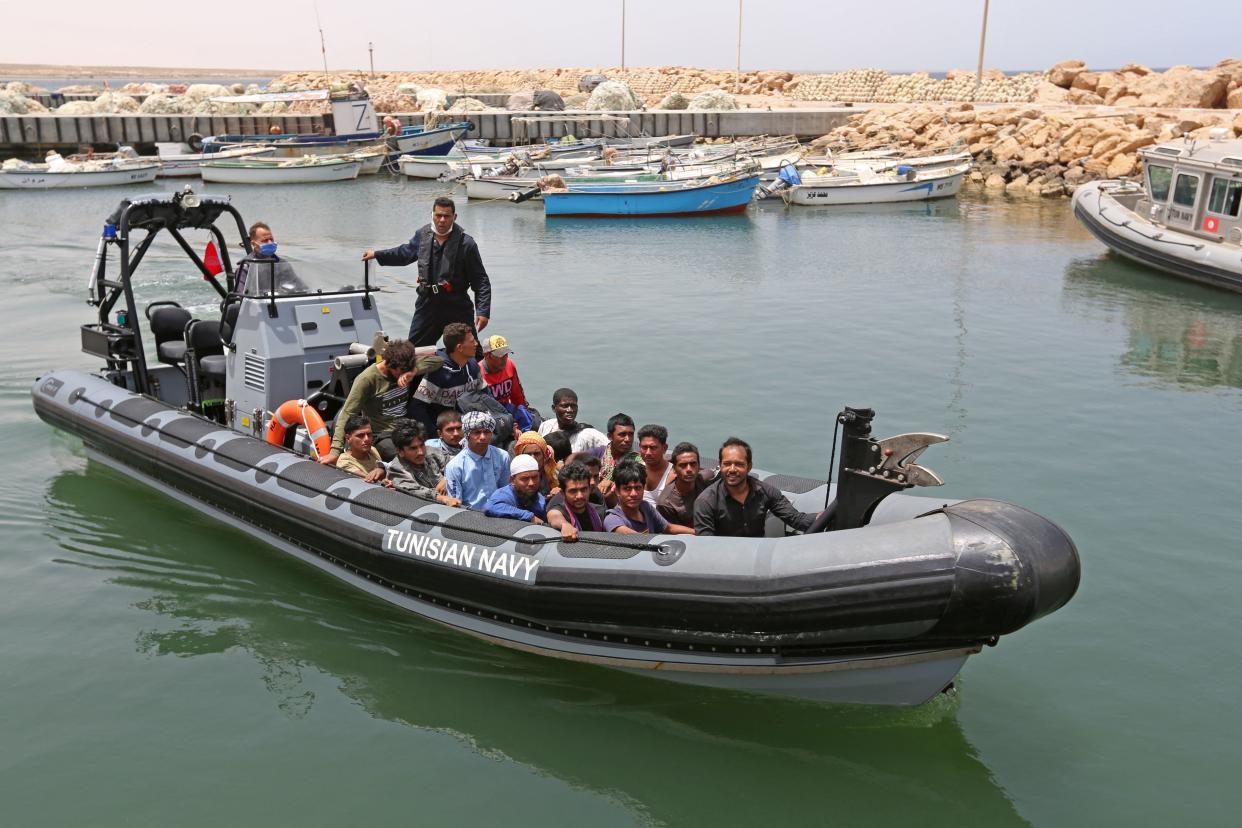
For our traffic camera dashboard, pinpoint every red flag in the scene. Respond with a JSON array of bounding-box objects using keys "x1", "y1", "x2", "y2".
[{"x1": 203, "y1": 240, "x2": 224, "y2": 277}]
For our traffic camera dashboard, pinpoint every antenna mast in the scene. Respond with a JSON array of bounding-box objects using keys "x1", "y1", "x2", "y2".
[{"x1": 314, "y1": 3, "x2": 331, "y2": 93}]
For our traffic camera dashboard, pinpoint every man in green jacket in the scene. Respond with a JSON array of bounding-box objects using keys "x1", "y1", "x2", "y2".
[{"x1": 318, "y1": 339, "x2": 442, "y2": 465}]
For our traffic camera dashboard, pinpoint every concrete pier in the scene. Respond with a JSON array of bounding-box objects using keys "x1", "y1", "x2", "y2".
[{"x1": 0, "y1": 108, "x2": 857, "y2": 156}]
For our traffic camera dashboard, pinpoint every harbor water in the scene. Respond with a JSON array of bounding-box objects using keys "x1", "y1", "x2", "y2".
[{"x1": 1, "y1": 177, "x2": 1240, "y2": 826}]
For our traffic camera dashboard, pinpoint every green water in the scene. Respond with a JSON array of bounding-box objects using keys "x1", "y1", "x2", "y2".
[{"x1": 2, "y1": 178, "x2": 1240, "y2": 826}]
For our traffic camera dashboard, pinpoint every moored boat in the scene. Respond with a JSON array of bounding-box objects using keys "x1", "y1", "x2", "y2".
[
  {"x1": 399, "y1": 153, "x2": 468, "y2": 179},
  {"x1": 541, "y1": 173, "x2": 762, "y2": 217},
  {"x1": 200, "y1": 156, "x2": 362, "y2": 184},
  {"x1": 0, "y1": 157, "x2": 160, "y2": 189},
  {"x1": 152, "y1": 144, "x2": 276, "y2": 177},
  {"x1": 771, "y1": 163, "x2": 969, "y2": 206},
  {"x1": 1072, "y1": 134, "x2": 1242, "y2": 293}
]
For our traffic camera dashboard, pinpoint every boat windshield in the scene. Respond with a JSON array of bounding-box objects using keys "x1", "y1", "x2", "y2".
[
  {"x1": 237, "y1": 257, "x2": 374, "y2": 298},
  {"x1": 1207, "y1": 177, "x2": 1242, "y2": 217},
  {"x1": 1147, "y1": 164, "x2": 1172, "y2": 202},
  {"x1": 1172, "y1": 173, "x2": 1199, "y2": 208}
]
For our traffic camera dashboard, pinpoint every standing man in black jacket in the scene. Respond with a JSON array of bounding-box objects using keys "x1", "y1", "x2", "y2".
[{"x1": 362, "y1": 197, "x2": 491, "y2": 347}]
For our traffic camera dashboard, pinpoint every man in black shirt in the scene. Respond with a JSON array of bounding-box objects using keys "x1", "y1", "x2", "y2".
[
  {"x1": 362, "y1": 197, "x2": 491, "y2": 347},
  {"x1": 656, "y1": 441, "x2": 716, "y2": 526},
  {"x1": 546, "y1": 462, "x2": 606, "y2": 542},
  {"x1": 694, "y1": 437, "x2": 818, "y2": 537}
]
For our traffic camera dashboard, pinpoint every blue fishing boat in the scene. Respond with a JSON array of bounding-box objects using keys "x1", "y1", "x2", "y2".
[
  {"x1": 198, "y1": 91, "x2": 471, "y2": 160},
  {"x1": 541, "y1": 173, "x2": 761, "y2": 217}
]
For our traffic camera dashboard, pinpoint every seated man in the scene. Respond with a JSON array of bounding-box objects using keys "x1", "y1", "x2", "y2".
[
  {"x1": 483, "y1": 455, "x2": 547, "y2": 523},
  {"x1": 443, "y1": 410, "x2": 510, "y2": 510},
  {"x1": 596, "y1": 413, "x2": 640, "y2": 506},
  {"x1": 567, "y1": 452, "x2": 608, "y2": 508},
  {"x1": 321, "y1": 339, "x2": 440, "y2": 465},
  {"x1": 694, "y1": 438, "x2": 818, "y2": 537},
  {"x1": 410, "y1": 322, "x2": 489, "y2": 433},
  {"x1": 511, "y1": 431, "x2": 559, "y2": 495},
  {"x1": 387, "y1": 419, "x2": 460, "y2": 507},
  {"x1": 235, "y1": 222, "x2": 309, "y2": 296},
  {"x1": 425, "y1": 409, "x2": 465, "y2": 457},
  {"x1": 637, "y1": 424, "x2": 675, "y2": 504},
  {"x1": 604, "y1": 460, "x2": 693, "y2": 536},
  {"x1": 536, "y1": 388, "x2": 607, "y2": 453},
  {"x1": 335, "y1": 414, "x2": 389, "y2": 486},
  {"x1": 480, "y1": 334, "x2": 534, "y2": 432},
  {"x1": 546, "y1": 461, "x2": 607, "y2": 541},
  {"x1": 656, "y1": 442, "x2": 716, "y2": 527}
]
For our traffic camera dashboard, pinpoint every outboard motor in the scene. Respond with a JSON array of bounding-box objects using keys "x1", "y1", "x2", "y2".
[
  {"x1": 755, "y1": 161, "x2": 802, "y2": 200},
  {"x1": 811, "y1": 406, "x2": 947, "y2": 532}
]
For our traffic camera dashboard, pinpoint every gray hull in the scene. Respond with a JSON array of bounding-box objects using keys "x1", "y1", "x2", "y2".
[{"x1": 34, "y1": 369, "x2": 1079, "y2": 706}]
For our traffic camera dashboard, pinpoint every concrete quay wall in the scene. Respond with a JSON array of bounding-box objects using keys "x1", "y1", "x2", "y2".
[{"x1": 0, "y1": 109, "x2": 856, "y2": 155}]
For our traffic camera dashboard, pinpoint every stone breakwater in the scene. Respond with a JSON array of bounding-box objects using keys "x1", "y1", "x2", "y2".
[{"x1": 814, "y1": 103, "x2": 1242, "y2": 197}]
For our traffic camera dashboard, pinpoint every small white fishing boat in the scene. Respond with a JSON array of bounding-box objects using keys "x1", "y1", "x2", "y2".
[
  {"x1": 153, "y1": 144, "x2": 276, "y2": 178},
  {"x1": 0, "y1": 155, "x2": 160, "y2": 189},
  {"x1": 399, "y1": 153, "x2": 468, "y2": 179},
  {"x1": 773, "y1": 163, "x2": 969, "y2": 206},
  {"x1": 200, "y1": 156, "x2": 362, "y2": 185},
  {"x1": 345, "y1": 145, "x2": 388, "y2": 175}
]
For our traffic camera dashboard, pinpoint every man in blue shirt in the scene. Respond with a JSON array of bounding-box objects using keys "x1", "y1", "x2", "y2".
[
  {"x1": 483, "y1": 455, "x2": 547, "y2": 523},
  {"x1": 443, "y1": 410, "x2": 509, "y2": 510}
]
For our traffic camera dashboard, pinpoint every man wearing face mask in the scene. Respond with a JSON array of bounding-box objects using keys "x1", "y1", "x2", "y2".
[
  {"x1": 361, "y1": 197, "x2": 492, "y2": 348},
  {"x1": 235, "y1": 222, "x2": 308, "y2": 297}
]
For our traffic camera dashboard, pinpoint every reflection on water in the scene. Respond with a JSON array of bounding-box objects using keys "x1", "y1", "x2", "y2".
[
  {"x1": 45, "y1": 463, "x2": 1029, "y2": 827},
  {"x1": 1063, "y1": 254, "x2": 1242, "y2": 391}
]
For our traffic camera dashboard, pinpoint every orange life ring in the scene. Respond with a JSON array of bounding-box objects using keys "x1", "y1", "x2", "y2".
[{"x1": 266, "y1": 399, "x2": 332, "y2": 459}]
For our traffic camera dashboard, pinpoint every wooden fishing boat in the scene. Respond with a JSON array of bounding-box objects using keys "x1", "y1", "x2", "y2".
[
  {"x1": 0, "y1": 158, "x2": 160, "y2": 189},
  {"x1": 541, "y1": 173, "x2": 761, "y2": 217},
  {"x1": 773, "y1": 163, "x2": 969, "y2": 206},
  {"x1": 153, "y1": 144, "x2": 276, "y2": 178},
  {"x1": 200, "y1": 156, "x2": 362, "y2": 184}
]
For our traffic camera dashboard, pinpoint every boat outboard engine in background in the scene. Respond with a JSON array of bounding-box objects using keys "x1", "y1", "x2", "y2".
[
  {"x1": 811, "y1": 406, "x2": 947, "y2": 532},
  {"x1": 755, "y1": 161, "x2": 802, "y2": 200}
]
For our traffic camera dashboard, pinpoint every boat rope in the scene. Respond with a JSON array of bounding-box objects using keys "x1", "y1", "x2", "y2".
[
  {"x1": 1096, "y1": 198, "x2": 1205, "y2": 250},
  {"x1": 76, "y1": 390, "x2": 668, "y2": 553}
]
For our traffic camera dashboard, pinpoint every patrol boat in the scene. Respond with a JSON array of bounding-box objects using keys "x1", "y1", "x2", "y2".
[
  {"x1": 31, "y1": 189, "x2": 1081, "y2": 706},
  {"x1": 1072, "y1": 131, "x2": 1242, "y2": 293}
]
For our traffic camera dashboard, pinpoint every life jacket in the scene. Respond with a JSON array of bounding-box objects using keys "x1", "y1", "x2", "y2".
[{"x1": 416, "y1": 223, "x2": 465, "y2": 295}]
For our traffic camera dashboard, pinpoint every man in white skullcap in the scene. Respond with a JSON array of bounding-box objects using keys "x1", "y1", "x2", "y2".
[
  {"x1": 443, "y1": 410, "x2": 509, "y2": 510},
  {"x1": 482, "y1": 454, "x2": 547, "y2": 523}
]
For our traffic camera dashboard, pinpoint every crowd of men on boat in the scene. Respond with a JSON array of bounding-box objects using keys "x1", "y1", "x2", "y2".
[
  {"x1": 321, "y1": 325, "x2": 818, "y2": 540},
  {"x1": 251, "y1": 196, "x2": 818, "y2": 540}
]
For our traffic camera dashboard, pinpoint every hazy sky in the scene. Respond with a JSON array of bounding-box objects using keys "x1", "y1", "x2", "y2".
[{"x1": 6, "y1": 1, "x2": 1238, "y2": 75}]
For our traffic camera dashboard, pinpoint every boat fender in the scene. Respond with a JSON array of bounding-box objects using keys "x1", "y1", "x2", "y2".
[
  {"x1": 266, "y1": 399, "x2": 332, "y2": 459},
  {"x1": 187, "y1": 133, "x2": 204, "y2": 153}
]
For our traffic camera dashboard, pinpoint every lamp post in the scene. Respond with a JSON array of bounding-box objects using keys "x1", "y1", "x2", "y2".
[
  {"x1": 621, "y1": 0, "x2": 626, "y2": 71},
  {"x1": 368, "y1": 42, "x2": 374, "y2": 78},
  {"x1": 735, "y1": 0, "x2": 743, "y2": 94},
  {"x1": 974, "y1": 0, "x2": 990, "y2": 98}
]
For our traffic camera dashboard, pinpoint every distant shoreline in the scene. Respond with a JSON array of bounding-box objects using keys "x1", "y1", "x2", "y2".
[{"x1": 0, "y1": 63, "x2": 294, "y2": 80}]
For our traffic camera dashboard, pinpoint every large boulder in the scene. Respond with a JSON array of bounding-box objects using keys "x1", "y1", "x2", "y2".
[
  {"x1": 1130, "y1": 66, "x2": 1230, "y2": 108},
  {"x1": 688, "y1": 89, "x2": 738, "y2": 110},
  {"x1": 1227, "y1": 87, "x2": 1242, "y2": 109},
  {"x1": 586, "y1": 80, "x2": 641, "y2": 110},
  {"x1": 1048, "y1": 59, "x2": 1086, "y2": 89}
]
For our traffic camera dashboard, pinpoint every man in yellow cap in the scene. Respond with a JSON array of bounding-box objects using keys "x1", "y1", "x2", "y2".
[{"x1": 480, "y1": 334, "x2": 534, "y2": 432}]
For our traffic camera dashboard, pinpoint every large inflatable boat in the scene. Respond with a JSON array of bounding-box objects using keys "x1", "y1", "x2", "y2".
[
  {"x1": 33, "y1": 189, "x2": 1081, "y2": 706},
  {"x1": 1072, "y1": 135, "x2": 1242, "y2": 293}
]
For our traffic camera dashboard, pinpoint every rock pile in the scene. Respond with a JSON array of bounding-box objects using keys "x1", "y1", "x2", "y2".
[
  {"x1": 1040, "y1": 58, "x2": 1242, "y2": 108},
  {"x1": 816, "y1": 103, "x2": 1242, "y2": 197},
  {"x1": 786, "y1": 68, "x2": 1043, "y2": 103}
]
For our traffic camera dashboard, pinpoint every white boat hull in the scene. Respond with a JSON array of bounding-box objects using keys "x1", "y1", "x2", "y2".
[
  {"x1": 399, "y1": 154, "x2": 466, "y2": 179},
  {"x1": 154, "y1": 146, "x2": 277, "y2": 178},
  {"x1": 200, "y1": 160, "x2": 362, "y2": 184},
  {"x1": 464, "y1": 176, "x2": 538, "y2": 200},
  {"x1": 0, "y1": 164, "x2": 160, "y2": 189},
  {"x1": 786, "y1": 168, "x2": 966, "y2": 206}
]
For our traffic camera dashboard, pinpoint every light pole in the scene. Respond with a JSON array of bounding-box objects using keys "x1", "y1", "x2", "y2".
[
  {"x1": 974, "y1": 0, "x2": 990, "y2": 98},
  {"x1": 368, "y1": 42, "x2": 374, "y2": 78},
  {"x1": 735, "y1": 0, "x2": 743, "y2": 94},
  {"x1": 621, "y1": 0, "x2": 626, "y2": 71}
]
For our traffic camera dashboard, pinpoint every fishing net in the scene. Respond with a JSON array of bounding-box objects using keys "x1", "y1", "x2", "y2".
[
  {"x1": 688, "y1": 89, "x2": 738, "y2": 110},
  {"x1": 586, "y1": 81, "x2": 641, "y2": 111},
  {"x1": 654, "y1": 91, "x2": 689, "y2": 110}
]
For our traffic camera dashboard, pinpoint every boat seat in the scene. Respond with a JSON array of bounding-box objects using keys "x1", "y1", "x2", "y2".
[
  {"x1": 146, "y1": 302, "x2": 193, "y2": 368},
  {"x1": 184, "y1": 319, "x2": 226, "y2": 410}
]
